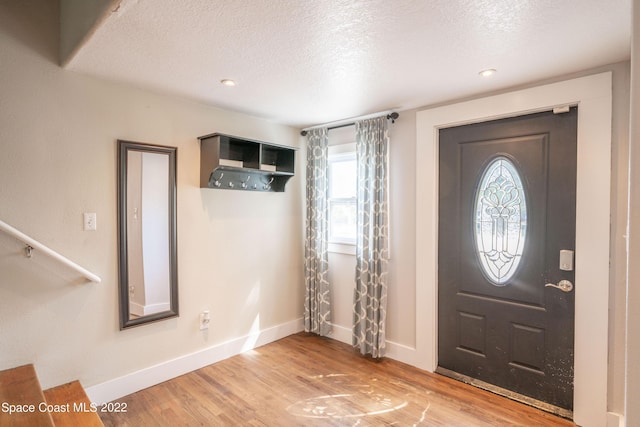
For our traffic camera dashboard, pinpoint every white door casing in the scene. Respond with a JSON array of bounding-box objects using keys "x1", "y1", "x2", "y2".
[{"x1": 415, "y1": 72, "x2": 612, "y2": 427}]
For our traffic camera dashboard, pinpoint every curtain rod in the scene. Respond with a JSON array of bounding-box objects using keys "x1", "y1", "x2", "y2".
[{"x1": 300, "y1": 112, "x2": 399, "y2": 136}]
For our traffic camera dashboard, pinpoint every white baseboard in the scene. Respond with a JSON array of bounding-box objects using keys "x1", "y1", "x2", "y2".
[
  {"x1": 607, "y1": 412, "x2": 624, "y2": 427},
  {"x1": 143, "y1": 302, "x2": 171, "y2": 316},
  {"x1": 129, "y1": 302, "x2": 144, "y2": 317},
  {"x1": 85, "y1": 318, "x2": 304, "y2": 404},
  {"x1": 130, "y1": 302, "x2": 171, "y2": 316},
  {"x1": 327, "y1": 322, "x2": 351, "y2": 344},
  {"x1": 327, "y1": 323, "x2": 418, "y2": 365}
]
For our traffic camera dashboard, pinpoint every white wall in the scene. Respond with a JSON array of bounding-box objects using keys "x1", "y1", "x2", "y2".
[
  {"x1": 321, "y1": 63, "x2": 629, "y2": 421},
  {"x1": 0, "y1": 0, "x2": 303, "y2": 392}
]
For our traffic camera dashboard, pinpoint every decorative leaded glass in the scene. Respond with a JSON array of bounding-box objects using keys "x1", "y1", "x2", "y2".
[{"x1": 474, "y1": 156, "x2": 527, "y2": 285}]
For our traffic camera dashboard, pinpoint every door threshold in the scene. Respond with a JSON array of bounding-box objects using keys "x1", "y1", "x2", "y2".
[{"x1": 435, "y1": 367, "x2": 573, "y2": 420}]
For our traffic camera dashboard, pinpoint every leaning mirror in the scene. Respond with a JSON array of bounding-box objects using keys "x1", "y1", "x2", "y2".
[{"x1": 118, "y1": 140, "x2": 178, "y2": 329}]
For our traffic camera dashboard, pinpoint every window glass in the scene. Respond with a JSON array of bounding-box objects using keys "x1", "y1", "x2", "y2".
[
  {"x1": 474, "y1": 156, "x2": 527, "y2": 285},
  {"x1": 329, "y1": 153, "x2": 356, "y2": 244},
  {"x1": 330, "y1": 158, "x2": 356, "y2": 199}
]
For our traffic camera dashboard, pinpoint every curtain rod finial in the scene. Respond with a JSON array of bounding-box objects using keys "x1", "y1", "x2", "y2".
[
  {"x1": 300, "y1": 130, "x2": 308, "y2": 136},
  {"x1": 387, "y1": 112, "x2": 399, "y2": 123}
]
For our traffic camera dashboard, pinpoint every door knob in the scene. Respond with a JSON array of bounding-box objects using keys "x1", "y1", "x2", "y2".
[{"x1": 545, "y1": 280, "x2": 573, "y2": 293}]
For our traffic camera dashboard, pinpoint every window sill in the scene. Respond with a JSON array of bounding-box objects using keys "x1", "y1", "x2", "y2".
[{"x1": 328, "y1": 242, "x2": 356, "y2": 255}]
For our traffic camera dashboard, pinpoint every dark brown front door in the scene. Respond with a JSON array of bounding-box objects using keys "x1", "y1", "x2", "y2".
[{"x1": 437, "y1": 108, "x2": 577, "y2": 411}]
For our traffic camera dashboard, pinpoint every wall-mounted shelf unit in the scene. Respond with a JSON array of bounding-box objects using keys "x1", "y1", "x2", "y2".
[{"x1": 198, "y1": 133, "x2": 296, "y2": 192}]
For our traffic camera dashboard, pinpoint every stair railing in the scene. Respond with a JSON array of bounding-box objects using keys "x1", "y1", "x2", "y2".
[{"x1": 0, "y1": 219, "x2": 101, "y2": 283}]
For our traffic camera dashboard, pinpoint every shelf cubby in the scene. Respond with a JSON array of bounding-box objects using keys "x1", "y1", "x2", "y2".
[{"x1": 199, "y1": 133, "x2": 296, "y2": 192}]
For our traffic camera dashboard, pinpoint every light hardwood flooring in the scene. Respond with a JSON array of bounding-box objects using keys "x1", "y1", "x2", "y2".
[{"x1": 99, "y1": 333, "x2": 576, "y2": 426}]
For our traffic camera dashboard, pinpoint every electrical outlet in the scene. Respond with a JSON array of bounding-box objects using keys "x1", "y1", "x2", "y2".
[
  {"x1": 199, "y1": 310, "x2": 210, "y2": 330},
  {"x1": 83, "y1": 212, "x2": 97, "y2": 231}
]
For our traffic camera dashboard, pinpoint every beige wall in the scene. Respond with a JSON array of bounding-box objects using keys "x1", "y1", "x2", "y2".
[
  {"x1": 606, "y1": 61, "x2": 631, "y2": 421},
  {"x1": 126, "y1": 150, "x2": 145, "y2": 312},
  {"x1": 0, "y1": 0, "x2": 633, "y2": 419},
  {"x1": 324, "y1": 114, "x2": 417, "y2": 348},
  {"x1": 0, "y1": 1, "x2": 303, "y2": 390},
  {"x1": 59, "y1": 0, "x2": 114, "y2": 64},
  {"x1": 626, "y1": 2, "x2": 640, "y2": 425}
]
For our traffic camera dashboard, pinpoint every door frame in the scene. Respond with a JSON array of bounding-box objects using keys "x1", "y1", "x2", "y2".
[{"x1": 415, "y1": 72, "x2": 612, "y2": 426}]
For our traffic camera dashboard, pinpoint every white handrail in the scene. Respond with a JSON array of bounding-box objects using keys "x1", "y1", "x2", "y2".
[{"x1": 0, "y1": 219, "x2": 101, "y2": 283}]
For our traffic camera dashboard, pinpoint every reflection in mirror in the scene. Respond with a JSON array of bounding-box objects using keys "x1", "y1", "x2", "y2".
[{"x1": 118, "y1": 140, "x2": 178, "y2": 329}]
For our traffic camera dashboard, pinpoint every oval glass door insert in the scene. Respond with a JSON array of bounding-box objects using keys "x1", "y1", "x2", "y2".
[{"x1": 474, "y1": 156, "x2": 527, "y2": 285}]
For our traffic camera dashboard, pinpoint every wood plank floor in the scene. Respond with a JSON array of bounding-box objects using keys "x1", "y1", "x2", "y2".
[{"x1": 99, "y1": 333, "x2": 577, "y2": 426}]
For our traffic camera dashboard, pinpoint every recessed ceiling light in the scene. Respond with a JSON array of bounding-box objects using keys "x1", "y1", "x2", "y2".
[
  {"x1": 479, "y1": 69, "x2": 497, "y2": 78},
  {"x1": 220, "y1": 79, "x2": 236, "y2": 87}
]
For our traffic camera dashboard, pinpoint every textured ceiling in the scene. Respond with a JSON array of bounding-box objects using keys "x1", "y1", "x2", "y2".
[{"x1": 65, "y1": 0, "x2": 631, "y2": 128}]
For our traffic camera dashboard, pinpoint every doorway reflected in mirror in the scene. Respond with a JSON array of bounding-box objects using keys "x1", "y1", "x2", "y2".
[{"x1": 118, "y1": 140, "x2": 178, "y2": 329}]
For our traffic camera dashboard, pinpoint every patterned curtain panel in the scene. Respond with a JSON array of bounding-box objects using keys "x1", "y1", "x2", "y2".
[
  {"x1": 304, "y1": 128, "x2": 331, "y2": 336},
  {"x1": 353, "y1": 116, "x2": 390, "y2": 358}
]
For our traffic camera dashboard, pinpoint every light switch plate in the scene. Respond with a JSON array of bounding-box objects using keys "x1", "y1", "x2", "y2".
[{"x1": 83, "y1": 212, "x2": 97, "y2": 231}]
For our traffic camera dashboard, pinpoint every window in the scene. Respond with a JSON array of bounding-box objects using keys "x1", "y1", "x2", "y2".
[
  {"x1": 328, "y1": 148, "x2": 357, "y2": 245},
  {"x1": 473, "y1": 156, "x2": 527, "y2": 285}
]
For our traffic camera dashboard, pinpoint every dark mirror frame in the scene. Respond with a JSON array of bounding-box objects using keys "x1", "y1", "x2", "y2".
[{"x1": 117, "y1": 140, "x2": 178, "y2": 329}]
